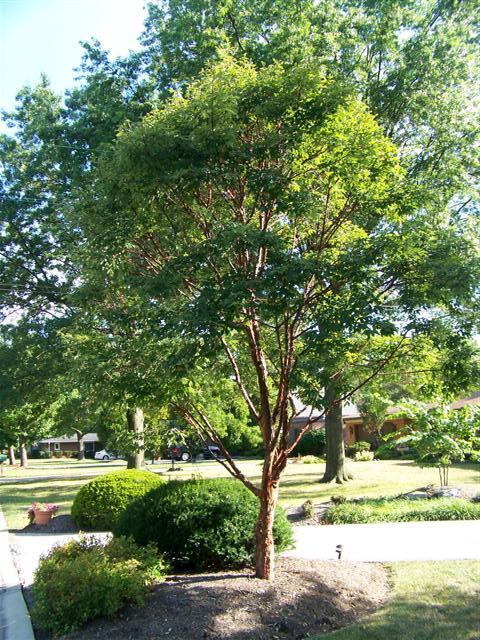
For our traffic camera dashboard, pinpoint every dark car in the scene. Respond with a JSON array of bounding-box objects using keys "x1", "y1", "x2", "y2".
[
  {"x1": 202, "y1": 445, "x2": 222, "y2": 460},
  {"x1": 163, "y1": 444, "x2": 191, "y2": 462}
]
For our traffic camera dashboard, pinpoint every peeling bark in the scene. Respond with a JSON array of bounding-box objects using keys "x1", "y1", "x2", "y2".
[{"x1": 254, "y1": 458, "x2": 280, "y2": 580}]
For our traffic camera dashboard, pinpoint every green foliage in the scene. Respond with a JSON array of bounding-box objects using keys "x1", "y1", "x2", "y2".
[
  {"x1": 352, "y1": 441, "x2": 371, "y2": 453},
  {"x1": 301, "y1": 455, "x2": 324, "y2": 464},
  {"x1": 389, "y1": 404, "x2": 480, "y2": 485},
  {"x1": 71, "y1": 469, "x2": 163, "y2": 530},
  {"x1": 324, "y1": 497, "x2": 480, "y2": 525},
  {"x1": 32, "y1": 535, "x2": 167, "y2": 636},
  {"x1": 301, "y1": 499, "x2": 315, "y2": 519},
  {"x1": 293, "y1": 429, "x2": 326, "y2": 457},
  {"x1": 374, "y1": 443, "x2": 403, "y2": 460},
  {"x1": 115, "y1": 478, "x2": 293, "y2": 570},
  {"x1": 354, "y1": 450, "x2": 375, "y2": 462}
]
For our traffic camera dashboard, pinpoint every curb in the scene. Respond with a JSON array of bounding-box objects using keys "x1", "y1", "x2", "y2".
[{"x1": 0, "y1": 507, "x2": 35, "y2": 640}]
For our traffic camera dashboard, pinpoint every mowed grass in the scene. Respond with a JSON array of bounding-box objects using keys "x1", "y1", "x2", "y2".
[
  {"x1": 0, "y1": 477, "x2": 87, "y2": 530},
  {"x1": 153, "y1": 458, "x2": 480, "y2": 507},
  {"x1": 0, "y1": 458, "x2": 478, "y2": 530},
  {"x1": 321, "y1": 561, "x2": 480, "y2": 640},
  {"x1": 0, "y1": 458, "x2": 127, "y2": 478}
]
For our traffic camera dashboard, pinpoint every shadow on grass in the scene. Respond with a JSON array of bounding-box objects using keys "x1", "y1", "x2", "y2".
[
  {"x1": 0, "y1": 478, "x2": 85, "y2": 530},
  {"x1": 324, "y1": 563, "x2": 480, "y2": 640}
]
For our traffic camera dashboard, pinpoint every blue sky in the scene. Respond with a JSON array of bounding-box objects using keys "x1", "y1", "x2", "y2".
[{"x1": 1, "y1": 0, "x2": 147, "y2": 112}]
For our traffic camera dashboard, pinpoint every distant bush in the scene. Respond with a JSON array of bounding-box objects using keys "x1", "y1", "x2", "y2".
[
  {"x1": 324, "y1": 497, "x2": 480, "y2": 525},
  {"x1": 302, "y1": 455, "x2": 324, "y2": 464},
  {"x1": 71, "y1": 469, "x2": 163, "y2": 530},
  {"x1": 293, "y1": 429, "x2": 326, "y2": 457},
  {"x1": 354, "y1": 450, "x2": 375, "y2": 461},
  {"x1": 115, "y1": 478, "x2": 293, "y2": 570},
  {"x1": 32, "y1": 535, "x2": 167, "y2": 636}
]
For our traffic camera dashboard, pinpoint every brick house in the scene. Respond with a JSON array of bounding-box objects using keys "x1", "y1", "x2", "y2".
[
  {"x1": 34, "y1": 433, "x2": 102, "y2": 456},
  {"x1": 291, "y1": 392, "x2": 480, "y2": 448}
]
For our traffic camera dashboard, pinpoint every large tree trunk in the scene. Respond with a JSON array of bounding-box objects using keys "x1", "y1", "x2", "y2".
[
  {"x1": 19, "y1": 436, "x2": 28, "y2": 468},
  {"x1": 126, "y1": 407, "x2": 145, "y2": 469},
  {"x1": 8, "y1": 445, "x2": 15, "y2": 465},
  {"x1": 76, "y1": 431, "x2": 85, "y2": 460},
  {"x1": 254, "y1": 461, "x2": 279, "y2": 580},
  {"x1": 321, "y1": 384, "x2": 352, "y2": 484}
]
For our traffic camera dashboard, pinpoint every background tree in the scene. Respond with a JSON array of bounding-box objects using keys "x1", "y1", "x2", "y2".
[{"x1": 388, "y1": 403, "x2": 480, "y2": 486}]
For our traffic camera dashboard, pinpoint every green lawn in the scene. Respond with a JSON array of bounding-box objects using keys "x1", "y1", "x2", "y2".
[
  {"x1": 321, "y1": 561, "x2": 480, "y2": 640},
  {"x1": 0, "y1": 477, "x2": 88, "y2": 530},
  {"x1": 1, "y1": 460, "x2": 478, "y2": 638},
  {"x1": 0, "y1": 458, "x2": 478, "y2": 530}
]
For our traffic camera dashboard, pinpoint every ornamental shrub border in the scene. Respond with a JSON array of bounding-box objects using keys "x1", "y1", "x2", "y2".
[{"x1": 323, "y1": 497, "x2": 480, "y2": 525}]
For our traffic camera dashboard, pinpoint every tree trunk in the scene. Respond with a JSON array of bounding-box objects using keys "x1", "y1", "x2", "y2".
[
  {"x1": 76, "y1": 432, "x2": 85, "y2": 460},
  {"x1": 126, "y1": 407, "x2": 145, "y2": 469},
  {"x1": 321, "y1": 384, "x2": 352, "y2": 484},
  {"x1": 19, "y1": 436, "x2": 28, "y2": 468},
  {"x1": 8, "y1": 445, "x2": 15, "y2": 465},
  {"x1": 254, "y1": 469, "x2": 279, "y2": 580}
]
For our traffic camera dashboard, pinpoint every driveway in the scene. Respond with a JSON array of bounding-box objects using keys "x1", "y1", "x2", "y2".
[{"x1": 283, "y1": 519, "x2": 480, "y2": 562}]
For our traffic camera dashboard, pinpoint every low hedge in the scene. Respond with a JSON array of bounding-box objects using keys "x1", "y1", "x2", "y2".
[
  {"x1": 323, "y1": 497, "x2": 480, "y2": 525},
  {"x1": 115, "y1": 478, "x2": 293, "y2": 570},
  {"x1": 32, "y1": 536, "x2": 167, "y2": 636},
  {"x1": 71, "y1": 469, "x2": 164, "y2": 530}
]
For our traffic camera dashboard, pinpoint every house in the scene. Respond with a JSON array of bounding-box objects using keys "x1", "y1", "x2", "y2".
[
  {"x1": 291, "y1": 392, "x2": 480, "y2": 448},
  {"x1": 33, "y1": 433, "x2": 102, "y2": 457}
]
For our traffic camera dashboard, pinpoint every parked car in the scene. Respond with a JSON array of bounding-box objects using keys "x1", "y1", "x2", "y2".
[
  {"x1": 203, "y1": 445, "x2": 223, "y2": 460},
  {"x1": 94, "y1": 449, "x2": 117, "y2": 461},
  {"x1": 163, "y1": 445, "x2": 191, "y2": 462}
]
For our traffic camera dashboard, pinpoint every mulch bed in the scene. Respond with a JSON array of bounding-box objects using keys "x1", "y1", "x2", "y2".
[
  {"x1": 57, "y1": 558, "x2": 389, "y2": 640},
  {"x1": 13, "y1": 514, "x2": 79, "y2": 534}
]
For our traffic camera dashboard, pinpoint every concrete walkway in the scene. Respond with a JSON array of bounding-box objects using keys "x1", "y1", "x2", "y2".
[
  {"x1": 0, "y1": 509, "x2": 34, "y2": 640},
  {"x1": 10, "y1": 532, "x2": 111, "y2": 587},
  {"x1": 283, "y1": 519, "x2": 480, "y2": 562}
]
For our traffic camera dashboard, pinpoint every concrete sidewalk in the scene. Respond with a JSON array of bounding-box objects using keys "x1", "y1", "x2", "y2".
[
  {"x1": 283, "y1": 519, "x2": 480, "y2": 562},
  {"x1": 0, "y1": 509, "x2": 34, "y2": 640}
]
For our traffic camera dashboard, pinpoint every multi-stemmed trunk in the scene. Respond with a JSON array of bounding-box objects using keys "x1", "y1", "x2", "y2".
[
  {"x1": 321, "y1": 383, "x2": 352, "y2": 484},
  {"x1": 254, "y1": 477, "x2": 279, "y2": 580},
  {"x1": 126, "y1": 407, "x2": 145, "y2": 469},
  {"x1": 19, "y1": 436, "x2": 28, "y2": 468}
]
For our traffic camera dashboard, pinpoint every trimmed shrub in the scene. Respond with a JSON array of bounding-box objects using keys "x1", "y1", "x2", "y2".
[
  {"x1": 302, "y1": 455, "x2": 324, "y2": 464},
  {"x1": 115, "y1": 478, "x2": 293, "y2": 570},
  {"x1": 324, "y1": 497, "x2": 480, "y2": 525},
  {"x1": 32, "y1": 535, "x2": 168, "y2": 636},
  {"x1": 292, "y1": 429, "x2": 326, "y2": 456},
  {"x1": 71, "y1": 469, "x2": 163, "y2": 530}
]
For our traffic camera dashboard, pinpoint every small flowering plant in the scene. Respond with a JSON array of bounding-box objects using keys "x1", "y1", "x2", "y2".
[{"x1": 27, "y1": 502, "x2": 60, "y2": 524}]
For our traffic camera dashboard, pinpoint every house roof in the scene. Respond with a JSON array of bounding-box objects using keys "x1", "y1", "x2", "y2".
[
  {"x1": 38, "y1": 433, "x2": 100, "y2": 444},
  {"x1": 291, "y1": 391, "x2": 480, "y2": 424}
]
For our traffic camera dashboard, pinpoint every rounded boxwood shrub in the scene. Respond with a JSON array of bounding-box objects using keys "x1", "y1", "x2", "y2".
[
  {"x1": 115, "y1": 478, "x2": 293, "y2": 570},
  {"x1": 71, "y1": 469, "x2": 164, "y2": 530}
]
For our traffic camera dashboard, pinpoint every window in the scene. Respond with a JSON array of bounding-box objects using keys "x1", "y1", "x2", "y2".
[{"x1": 54, "y1": 443, "x2": 61, "y2": 451}]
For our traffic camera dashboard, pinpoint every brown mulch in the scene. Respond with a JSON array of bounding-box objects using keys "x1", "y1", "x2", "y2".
[
  {"x1": 60, "y1": 558, "x2": 390, "y2": 640},
  {"x1": 14, "y1": 514, "x2": 79, "y2": 534}
]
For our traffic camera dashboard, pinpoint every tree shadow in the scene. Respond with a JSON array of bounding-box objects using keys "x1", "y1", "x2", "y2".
[{"x1": 62, "y1": 559, "x2": 388, "y2": 640}]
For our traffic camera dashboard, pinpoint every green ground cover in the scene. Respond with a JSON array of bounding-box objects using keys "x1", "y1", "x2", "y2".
[
  {"x1": 1, "y1": 458, "x2": 478, "y2": 530},
  {"x1": 322, "y1": 561, "x2": 480, "y2": 640}
]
